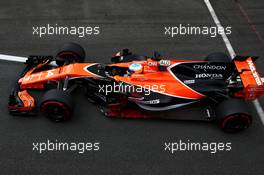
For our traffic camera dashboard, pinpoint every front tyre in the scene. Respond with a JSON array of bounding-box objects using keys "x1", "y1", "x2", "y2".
[
  {"x1": 41, "y1": 89, "x2": 74, "y2": 122},
  {"x1": 56, "y1": 42, "x2": 86, "y2": 66},
  {"x1": 215, "y1": 99, "x2": 252, "y2": 133}
]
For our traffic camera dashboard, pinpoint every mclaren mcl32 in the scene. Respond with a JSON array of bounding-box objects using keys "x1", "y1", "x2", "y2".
[{"x1": 8, "y1": 43, "x2": 264, "y2": 132}]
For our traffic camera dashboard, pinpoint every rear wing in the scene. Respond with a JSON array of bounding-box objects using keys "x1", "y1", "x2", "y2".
[{"x1": 233, "y1": 56, "x2": 264, "y2": 100}]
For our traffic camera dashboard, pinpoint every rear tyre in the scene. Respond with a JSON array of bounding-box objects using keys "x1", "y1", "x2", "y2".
[
  {"x1": 215, "y1": 99, "x2": 252, "y2": 133},
  {"x1": 41, "y1": 89, "x2": 74, "y2": 122},
  {"x1": 56, "y1": 42, "x2": 86, "y2": 66},
  {"x1": 205, "y1": 52, "x2": 230, "y2": 62}
]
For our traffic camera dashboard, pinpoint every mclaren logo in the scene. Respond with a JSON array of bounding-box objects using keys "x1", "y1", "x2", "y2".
[
  {"x1": 193, "y1": 64, "x2": 226, "y2": 70},
  {"x1": 247, "y1": 59, "x2": 262, "y2": 86}
]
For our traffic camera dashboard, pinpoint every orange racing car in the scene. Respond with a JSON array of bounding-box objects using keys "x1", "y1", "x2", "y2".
[{"x1": 8, "y1": 43, "x2": 264, "y2": 132}]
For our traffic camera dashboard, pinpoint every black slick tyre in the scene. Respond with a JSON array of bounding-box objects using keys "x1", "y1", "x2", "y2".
[
  {"x1": 215, "y1": 99, "x2": 252, "y2": 133},
  {"x1": 56, "y1": 42, "x2": 86, "y2": 66},
  {"x1": 41, "y1": 89, "x2": 74, "y2": 122}
]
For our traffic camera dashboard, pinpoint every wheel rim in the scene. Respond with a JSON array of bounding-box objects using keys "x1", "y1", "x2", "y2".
[
  {"x1": 42, "y1": 101, "x2": 70, "y2": 122},
  {"x1": 222, "y1": 114, "x2": 251, "y2": 132}
]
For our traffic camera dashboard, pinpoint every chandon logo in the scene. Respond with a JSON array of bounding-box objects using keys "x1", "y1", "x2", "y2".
[
  {"x1": 247, "y1": 59, "x2": 262, "y2": 86},
  {"x1": 193, "y1": 64, "x2": 226, "y2": 70}
]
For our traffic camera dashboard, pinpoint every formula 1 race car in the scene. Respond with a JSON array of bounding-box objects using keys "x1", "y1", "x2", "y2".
[{"x1": 8, "y1": 43, "x2": 264, "y2": 132}]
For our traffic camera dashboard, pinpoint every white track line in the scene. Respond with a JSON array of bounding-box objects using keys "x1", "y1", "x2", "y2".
[
  {"x1": 0, "y1": 54, "x2": 27, "y2": 62},
  {"x1": 204, "y1": 0, "x2": 236, "y2": 58},
  {"x1": 253, "y1": 100, "x2": 264, "y2": 124},
  {"x1": 204, "y1": 0, "x2": 264, "y2": 125}
]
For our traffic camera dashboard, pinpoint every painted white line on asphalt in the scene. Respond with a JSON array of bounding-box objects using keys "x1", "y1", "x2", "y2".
[
  {"x1": 253, "y1": 100, "x2": 264, "y2": 124},
  {"x1": 0, "y1": 54, "x2": 27, "y2": 62},
  {"x1": 204, "y1": 0, "x2": 236, "y2": 58},
  {"x1": 204, "y1": 0, "x2": 264, "y2": 125}
]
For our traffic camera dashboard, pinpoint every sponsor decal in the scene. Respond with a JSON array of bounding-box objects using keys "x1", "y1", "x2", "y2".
[
  {"x1": 138, "y1": 99, "x2": 160, "y2": 104},
  {"x1": 148, "y1": 61, "x2": 158, "y2": 66},
  {"x1": 247, "y1": 59, "x2": 262, "y2": 86},
  {"x1": 184, "y1": 80, "x2": 195, "y2": 84},
  {"x1": 159, "y1": 60, "x2": 171, "y2": 66},
  {"x1": 28, "y1": 55, "x2": 53, "y2": 60},
  {"x1": 193, "y1": 64, "x2": 226, "y2": 70},
  {"x1": 195, "y1": 73, "x2": 223, "y2": 79}
]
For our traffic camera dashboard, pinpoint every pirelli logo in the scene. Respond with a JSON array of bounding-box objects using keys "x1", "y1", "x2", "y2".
[{"x1": 247, "y1": 59, "x2": 262, "y2": 86}]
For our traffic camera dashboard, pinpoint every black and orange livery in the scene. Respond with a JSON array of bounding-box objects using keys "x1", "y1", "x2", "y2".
[{"x1": 8, "y1": 43, "x2": 264, "y2": 132}]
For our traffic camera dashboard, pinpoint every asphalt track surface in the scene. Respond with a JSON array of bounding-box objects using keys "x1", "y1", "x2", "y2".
[{"x1": 0, "y1": 0, "x2": 264, "y2": 174}]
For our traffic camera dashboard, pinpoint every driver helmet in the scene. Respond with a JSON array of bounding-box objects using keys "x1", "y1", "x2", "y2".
[{"x1": 128, "y1": 62, "x2": 143, "y2": 74}]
